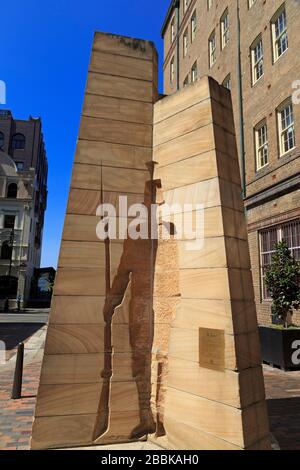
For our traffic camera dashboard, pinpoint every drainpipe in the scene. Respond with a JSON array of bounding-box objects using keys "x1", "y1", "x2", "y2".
[
  {"x1": 175, "y1": 0, "x2": 180, "y2": 91},
  {"x1": 237, "y1": 0, "x2": 246, "y2": 199}
]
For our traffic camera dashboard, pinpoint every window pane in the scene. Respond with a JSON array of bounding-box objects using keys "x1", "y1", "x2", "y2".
[
  {"x1": 256, "y1": 122, "x2": 268, "y2": 169},
  {"x1": 282, "y1": 221, "x2": 300, "y2": 250},
  {"x1": 279, "y1": 102, "x2": 295, "y2": 155},
  {"x1": 274, "y1": 9, "x2": 288, "y2": 59},
  {"x1": 275, "y1": 11, "x2": 286, "y2": 38},
  {"x1": 16, "y1": 162, "x2": 24, "y2": 171},
  {"x1": 191, "y1": 62, "x2": 197, "y2": 82},
  {"x1": 262, "y1": 220, "x2": 300, "y2": 299},
  {"x1": 4, "y1": 215, "x2": 15, "y2": 229},
  {"x1": 252, "y1": 37, "x2": 263, "y2": 83},
  {"x1": 12, "y1": 134, "x2": 25, "y2": 150},
  {"x1": 260, "y1": 227, "x2": 278, "y2": 299}
]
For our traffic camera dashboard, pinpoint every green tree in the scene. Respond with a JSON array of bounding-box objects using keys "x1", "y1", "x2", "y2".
[{"x1": 265, "y1": 241, "x2": 300, "y2": 328}]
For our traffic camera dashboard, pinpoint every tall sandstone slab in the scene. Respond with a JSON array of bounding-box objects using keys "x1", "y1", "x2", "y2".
[
  {"x1": 152, "y1": 78, "x2": 270, "y2": 450},
  {"x1": 31, "y1": 32, "x2": 270, "y2": 450}
]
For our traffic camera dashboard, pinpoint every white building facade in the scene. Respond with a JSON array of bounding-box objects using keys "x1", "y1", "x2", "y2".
[{"x1": 0, "y1": 150, "x2": 41, "y2": 308}]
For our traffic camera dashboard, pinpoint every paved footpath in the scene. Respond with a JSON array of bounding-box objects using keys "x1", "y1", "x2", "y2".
[
  {"x1": 264, "y1": 366, "x2": 300, "y2": 450},
  {"x1": 0, "y1": 322, "x2": 46, "y2": 450},
  {"x1": 0, "y1": 362, "x2": 41, "y2": 450},
  {"x1": 1, "y1": 322, "x2": 300, "y2": 450}
]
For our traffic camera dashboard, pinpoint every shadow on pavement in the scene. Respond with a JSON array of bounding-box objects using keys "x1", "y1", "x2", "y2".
[
  {"x1": 267, "y1": 397, "x2": 300, "y2": 450},
  {"x1": 0, "y1": 323, "x2": 43, "y2": 351}
]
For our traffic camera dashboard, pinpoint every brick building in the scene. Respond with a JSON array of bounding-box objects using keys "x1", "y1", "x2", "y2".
[
  {"x1": 161, "y1": 0, "x2": 300, "y2": 325},
  {"x1": 0, "y1": 110, "x2": 48, "y2": 307}
]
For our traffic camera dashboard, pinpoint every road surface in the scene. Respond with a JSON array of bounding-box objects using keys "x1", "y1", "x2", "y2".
[{"x1": 0, "y1": 310, "x2": 49, "y2": 324}]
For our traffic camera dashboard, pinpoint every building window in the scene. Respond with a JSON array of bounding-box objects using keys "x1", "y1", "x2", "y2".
[
  {"x1": 170, "y1": 57, "x2": 175, "y2": 84},
  {"x1": 0, "y1": 132, "x2": 4, "y2": 149},
  {"x1": 271, "y1": 4, "x2": 288, "y2": 62},
  {"x1": 191, "y1": 11, "x2": 197, "y2": 43},
  {"x1": 191, "y1": 62, "x2": 198, "y2": 83},
  {"x1": 207, "y1": 0, "x2": 213, "y2": 11},
  {"x1": 260, "y1": 220, "x2": 300, "y2": 299},
  {"x1": 248, "y1": 0, "x2": 257, "y2": 8},
  {"x1": 222, "y1": 74, "x2": 231, "y2": 90},
  {"x1": 277, "y1": 99, "x2": 295, "y2": 156},
  {"x1": 1, "y1": 241, "x2": 12, "y2": 260},
  {"x1": 15, "y1": 161, "x2": 24, "y2": 171},
  {"x1": 171, "y1": 18, "x2": 175, "y2": 44},
  {"x1": 11, "y1": 133, "x2": 25, "y2": 150},
  {"x1": 251, "y1": 35, "x2": 264, "y2": 84},
  {"x1": 183, "y1": 29, "x2": 188, "y2": 57},
  {"x1": 209, "y1": 31, "x2": 216, "y2": 68},
  {"x1": 255, "y1": 121, "x2": 269, "y2": 170},
  {"x1": 4, "y1": 215, "x2": 15, "y2": 229},
  {"x1": 183, "y1": 75, "x2": 189, "y2": 87},
  {"x1": 260, "y1": 227, "x2": 279, "y2": 300},
  {"x1": 220, "y1": 9, "x2": 229, "y2": 50},
  {"x1": 7, "y1": 183, "x2": 18, "y2": 199}
]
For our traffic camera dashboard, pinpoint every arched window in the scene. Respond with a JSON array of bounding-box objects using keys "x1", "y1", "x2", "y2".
[
  {"x1": 1, "y1": 241, "x2": 12, "y2": 260},
  {"x1": 0, "y1": 132, "x2": 4, "y2": 149},
  {"x1": 11, "y1": 133, "x2": 25, "y2": 150},
  {"x1": 7, "y1": 183, "x2": 18, "y2": 199}
]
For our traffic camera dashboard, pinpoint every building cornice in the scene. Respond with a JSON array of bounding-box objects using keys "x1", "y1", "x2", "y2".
[
  {"x1": 245, "y1": 172, "x2": 300, "y2": 211},
  {"x1": 161, "y1": 0, "x2": 180, "y2": 38}
]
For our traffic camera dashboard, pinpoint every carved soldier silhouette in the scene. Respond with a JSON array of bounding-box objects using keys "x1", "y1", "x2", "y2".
[{"x1": 93, "y1": 165, "x2": 181, "y2": 441}]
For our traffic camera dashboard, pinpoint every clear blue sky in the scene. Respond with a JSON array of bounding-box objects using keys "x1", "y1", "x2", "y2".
[{"x1": 1, "y1": 0, "x2": 169, "y2": 268}]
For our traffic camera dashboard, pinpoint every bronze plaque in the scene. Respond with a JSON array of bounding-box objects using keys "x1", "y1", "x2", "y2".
[{"x1": 199, "y1": 328, "x2": 225, "y2": 371}]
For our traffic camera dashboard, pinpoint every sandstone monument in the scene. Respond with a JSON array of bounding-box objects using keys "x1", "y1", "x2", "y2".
[{"x1": 31, "y1": 32, "x2": 270, "y2": 450}]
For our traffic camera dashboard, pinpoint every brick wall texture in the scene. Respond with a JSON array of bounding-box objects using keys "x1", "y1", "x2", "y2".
[{"x1": 162, "y1": 0, "x2": 300, "y2": 325}]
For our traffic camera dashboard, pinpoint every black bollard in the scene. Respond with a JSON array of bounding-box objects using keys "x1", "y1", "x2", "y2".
[{"x1": 11, "y1": 343, "x2": 24, "y2": 400}]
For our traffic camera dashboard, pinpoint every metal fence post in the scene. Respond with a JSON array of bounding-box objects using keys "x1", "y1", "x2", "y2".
[{"x1": 11, "y1": 343, "x2": 24, "y2": 400}]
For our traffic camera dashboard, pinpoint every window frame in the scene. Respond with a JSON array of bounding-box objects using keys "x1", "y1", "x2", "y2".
[
  {"x1": 15, "y1": 161, "x2": 24, "y2": 171},
  {"x1": 255, "y1": 120, "x2": 269, "y2": 171},
  {"x1": 271, "y1": 4, "x2": 288, "y2": 63},
  {"x1": 170, "y1": 18, "x2": 175, "y2": 44},
  {"x1": 222, "y1": 74, "x2": 231, "y2": 90},
  {"x1": 1, "y1": 241, "x2": 13, "y2": 260},
  {"x1": 260, "y1": 220, "x2": 300, "y2": 300},
  {"x1": 6, "y1": 183, "x2": 18, "y2": 199},
  {"x1": 183, "y1": 29, "x2": 189, "y2": 57},
  {"x1": 251, "y1": 35, "x2": 264, "y2": 85},
  {"x1": 191, "y1": 11, "x2": 197, "y2": 43},
  {"x1": 277, "y1": 98, "x2": 296, "y2": 157},
  {"x1": 170, "y1": 56, "x2": 175, "y2": 84},
  {"x1": 4, "y1": 214, "x2": 16, "y2": 229},
  {"x1": 11, "y1": 133, "x2": 26, "y2": 151},
  {"x1": 209, "y1": 30, "x2": 216, "y2": 68},
  {"x1": 220, "y1": 9, "x2": 229, "y2": 50},
  {"x1": 191, "y1": 61, "x2": 198, "y2": 83}
]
